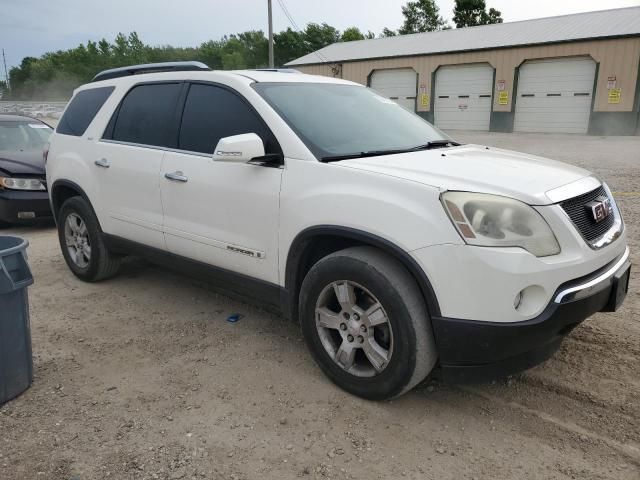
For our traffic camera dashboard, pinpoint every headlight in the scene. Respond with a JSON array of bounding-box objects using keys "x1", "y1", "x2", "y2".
[
  {"x1": 442, "y1": 191, "x2": 560, "y2": 257},
  {"x1": 0, "y1": 177, "x2": 46, "y2": 191}
]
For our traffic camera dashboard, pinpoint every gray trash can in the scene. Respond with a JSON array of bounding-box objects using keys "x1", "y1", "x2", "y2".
[{"x1": 0, "y1": 236, "x2": 34, "y2": 404}]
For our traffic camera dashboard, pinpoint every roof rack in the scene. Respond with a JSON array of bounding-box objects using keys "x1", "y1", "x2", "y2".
[
  {"x1": 91, "y1": 61, "x2": 211, "y2": 82},
  {"x1": 250, "y1": 68, "x2": 301, "y2": 73}
]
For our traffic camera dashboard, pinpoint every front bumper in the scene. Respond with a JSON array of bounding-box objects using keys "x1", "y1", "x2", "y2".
[
  {"x1": 0, "y1": 189, "x2": 53, "y2": 223},
  {"x1": 432, "y1": 247, "x2": 631, "y2": 383}
]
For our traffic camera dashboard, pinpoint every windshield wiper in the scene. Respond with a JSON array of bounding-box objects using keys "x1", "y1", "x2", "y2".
[
  {"x1": 408, "y1": 139, "x2": 461, "y2": 150},
  {"x1": 321, "y1": 149, "x2": 411, "y2": 163},
  {"x1": 320, "y1": 140, "x2": 461, "y2": 163}
]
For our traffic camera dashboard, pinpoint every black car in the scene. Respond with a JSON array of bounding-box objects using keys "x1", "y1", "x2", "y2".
[{"x1": 0, "y1": 114, "x2": 54, "y2": 227}]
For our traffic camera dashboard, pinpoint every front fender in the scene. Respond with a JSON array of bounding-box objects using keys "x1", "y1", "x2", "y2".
[{"x1": 279, "y1": 158, "x2": 461, "y2": 259}]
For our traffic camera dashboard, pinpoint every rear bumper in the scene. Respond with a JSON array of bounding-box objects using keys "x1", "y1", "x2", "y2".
[
  {"x1": 433, "y1": 248, "x2": 631, "y2": 383},
  {"x1": 0, "y1": 189, "x2": 53, "y2": 223}
]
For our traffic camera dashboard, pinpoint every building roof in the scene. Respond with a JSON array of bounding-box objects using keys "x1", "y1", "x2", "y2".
[{"x1": 287, "y1": 7, "x2": 640, "y2": 66}]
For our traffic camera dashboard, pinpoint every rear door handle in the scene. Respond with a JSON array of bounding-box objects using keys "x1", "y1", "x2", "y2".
[
  {"x1": 94, "y1": 158, "x2": 110, "y2": 168},
  {"x1": 164, "y1": 171, "x2": 188, "y2": 183}
]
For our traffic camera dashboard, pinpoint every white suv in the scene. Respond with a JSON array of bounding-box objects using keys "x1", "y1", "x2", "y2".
[{"x1": 46, "y1": 62, "x2": 631, "y2": 399}]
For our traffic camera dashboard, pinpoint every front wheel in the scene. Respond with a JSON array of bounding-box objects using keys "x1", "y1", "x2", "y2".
[
  {"x1": 57, "y1": 196, "x2": 121, "y2": 281},
  {"x1": 299, "y1": 246, "x2": 437, "y2": 400}
]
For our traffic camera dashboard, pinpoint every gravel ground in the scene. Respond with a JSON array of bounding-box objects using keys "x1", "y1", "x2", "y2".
[{"x1": 1, "y1": 132, "x2": 639, "y2": 480}]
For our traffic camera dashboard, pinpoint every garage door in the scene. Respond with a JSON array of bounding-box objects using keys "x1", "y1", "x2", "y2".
[
  {"x1": 514, "y1": 57, "x2": 596, "y2": 134},
  {"x1": 434, "y1": 64, "x2": 493, "y2": 131},
  {"x1": 369, "y1": 69, "x2": 417, "y2": 111}
]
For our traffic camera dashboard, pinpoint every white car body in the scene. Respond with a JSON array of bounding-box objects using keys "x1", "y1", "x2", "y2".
[{"x1": 46, "y1": 65, "x2": 630, "y2": 389}]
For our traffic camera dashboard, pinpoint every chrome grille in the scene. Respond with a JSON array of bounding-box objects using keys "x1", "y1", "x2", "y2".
[{"x1": 560, "y1": 186, "x2": 615, "y2": 242}]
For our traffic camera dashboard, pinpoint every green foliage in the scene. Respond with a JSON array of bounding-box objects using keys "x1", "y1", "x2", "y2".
[
  {"x1": 398, "y1": 0, "x2": 448, "y2": 34},
  {"x1": 6, "y1": 32, "x2": 203, "y2": 100},
  {"x1": 303, "y1": 23, "x2": 341, "y2": 52},
  {"x1": 273, "y1": 28, "x2": 305, "y2": 67},
  {"x1": 485, "y1": 8, "x2": 503, "y2": 25},
  {"x1": 5, "y1": 25, "x2": 341, "y2": 101},
  {"x1": 5, "y1": 1, "x2": 507, "y2": 101},
  {"x1": 340, "y1": 27, "x2": 375, "y2": 42},
  {"x1": 341, "y1": 27, "x2": 364, "y2": 42},
  {"x1": 453, "y1": 0, "x2": 503, "y2": 28},
  {"x1": 381, "y1": 27, "x2": 398, "y2": 37}
]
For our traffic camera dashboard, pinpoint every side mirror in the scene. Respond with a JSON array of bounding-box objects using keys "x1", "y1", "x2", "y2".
[{"x1": 213, "y1": 133, "x2": 265, "y2": 163}]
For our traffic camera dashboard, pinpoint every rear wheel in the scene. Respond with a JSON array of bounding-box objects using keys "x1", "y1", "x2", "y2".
[
  {"x1": 57, "y1": 196, "x2": 120, "y2": 281},
  {"x1": 299, "y1": 246, "x2": 437, "y2": 400}
]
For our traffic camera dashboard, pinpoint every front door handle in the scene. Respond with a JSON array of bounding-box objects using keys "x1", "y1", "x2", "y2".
[
  {"x1": 164, "y1": 171, "x2": 188, "y2": 183},
  {"x1": 94, "y1": 158, "x2": 110, "y2": 168}
]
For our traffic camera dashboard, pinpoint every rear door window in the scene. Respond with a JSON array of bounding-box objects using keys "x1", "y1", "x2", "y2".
[
  {"x1": 178, "y1": 83, "x2": 279, "y2": 155},
  {"x1": 109, "y1": 83, "x2": 182, "y2": 148},
  {"x1": 57, "y1": 86, "x2": 114, "y2": 136}
]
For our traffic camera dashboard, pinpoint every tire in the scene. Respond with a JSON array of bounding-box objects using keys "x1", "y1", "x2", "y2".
[
  {"x1": 57, "y1": 196, "x2": 121, "y2": 281},
  {"x1": 0, "y1": 220, "x2": 11, "y2": 229},
  {"x1": 299, "y1": 246, "x2": 437, "y2": 400}
]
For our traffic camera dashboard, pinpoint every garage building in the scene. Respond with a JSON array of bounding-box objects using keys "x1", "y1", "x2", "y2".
[{"x1": 286, "y1": 7, "x2": 640, "y2": 135}]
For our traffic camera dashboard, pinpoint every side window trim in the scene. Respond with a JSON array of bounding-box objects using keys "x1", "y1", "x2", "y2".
[
  {"x1": 173, "y1": 82, "x2": 190, "y2": 149},
  {"x1": 98, "y1": 138, "x2": 212, "y2": 158},
  {"x1": 101, "y1": 80, "x2": 185, "y2": 149},
  {"x1": 177, "y1": 80, "x2": 282, "y2": 157}
]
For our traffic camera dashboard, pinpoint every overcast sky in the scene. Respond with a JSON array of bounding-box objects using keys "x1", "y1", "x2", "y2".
[{"x1": 2, "y1": 0, "x2": 639, "y2": 72}]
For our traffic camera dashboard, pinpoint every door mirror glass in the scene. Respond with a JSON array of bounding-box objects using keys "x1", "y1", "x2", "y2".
[{"x1": 213, "y1": 133, "x2": 265, "y2": 163}]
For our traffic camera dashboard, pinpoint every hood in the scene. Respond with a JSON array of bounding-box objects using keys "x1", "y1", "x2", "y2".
[
  {"x1": 336, "y1": 144, "x2": 592, "y2": 205},
  {"x1": 0, "y1": 149, "x2": 46, "y2": 176}
]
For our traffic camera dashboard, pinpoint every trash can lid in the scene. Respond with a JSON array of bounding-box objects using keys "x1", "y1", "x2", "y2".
[{"x1": 0, "y1": 236, "x2": 29, "y2": 256}]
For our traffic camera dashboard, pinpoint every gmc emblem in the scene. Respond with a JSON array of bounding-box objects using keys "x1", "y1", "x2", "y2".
[{"x1": 585, "y1": 196, "x2": 612, "y2": 223}]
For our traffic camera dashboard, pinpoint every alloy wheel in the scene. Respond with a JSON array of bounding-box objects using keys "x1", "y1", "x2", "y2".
[
  {"x1": 64, "y1": 213, "x2": 91, "y2": 268},
  {"x1": 315, "y1": 280, "x2": 393, "y2": 377}
]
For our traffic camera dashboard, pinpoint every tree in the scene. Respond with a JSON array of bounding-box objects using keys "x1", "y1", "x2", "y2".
[
  {"x1": 235, "y1": 31, "x2": 269, "y2": 68},
  {"x1": 303, "y1": 23, "x2": 341, "y2": 52},
  {"x1": 340, "y1": 27, "x2": 375, "y2": 42},
  {"x1": 398, "y1": 0, "x2": 448, "y2": 34},
  {"x1": 198, "y1": 39, "x2": 225, "y2": 69},
  {"x1": 3, "y1": 22, "x2": 352, "y2": 100},
  {"x1": 484, "y1": 7, "x2": 503, "y2": 24},
  {"x1": 341, "y1": 27, "x2": 365, "y2": 42},
  {"x1": 453, "y1": 0, "x2": 503, "y2": 28},
  {"x1": 274, "y1": 28, "x2": 308, "y2": 66},
  {"x1": 380, "y1": 27, "x2": 398, "y2": 37}
]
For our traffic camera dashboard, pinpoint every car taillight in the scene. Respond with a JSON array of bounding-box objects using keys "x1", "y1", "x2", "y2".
[{"x1": 43, "y1": 143, "x2": 50, "y2": 164}]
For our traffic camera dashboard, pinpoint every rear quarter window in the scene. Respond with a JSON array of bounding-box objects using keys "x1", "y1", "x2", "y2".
[{"x1": 57, "y1": 86, "x2": 115, "y2": 137}]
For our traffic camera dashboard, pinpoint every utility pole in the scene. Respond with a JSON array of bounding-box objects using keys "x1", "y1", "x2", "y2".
[
  {"x1": 268, "y1": 0, "x2": 274, "y2": 68},
  {"x1": 1, "y1": 49, "x2": 9, "y2": 91}
]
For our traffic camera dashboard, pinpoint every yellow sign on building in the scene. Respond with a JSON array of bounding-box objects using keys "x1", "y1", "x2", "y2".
[
  {"x1": 608, "y1": 88, "x2": 621, "y2": 104},
  {"x1": 420, "y1": 93, "x2": 430, "y2": 107},
  {"x1": 498, "y1": 91, "x2": 509, "y2": 105}
]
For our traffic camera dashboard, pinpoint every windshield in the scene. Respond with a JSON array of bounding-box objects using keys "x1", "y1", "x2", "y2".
[
  {"x1": 0, "y1": 121, "x2": 53, "y2": 151},
  {"x1": 254, "y1": 82, "x2": 450, "y2": 160}
]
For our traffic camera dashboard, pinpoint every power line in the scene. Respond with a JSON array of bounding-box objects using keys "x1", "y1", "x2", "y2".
[
  {"x1": 274, "y1": 0, "x2": 334, "y2": 66},
  {"x1": 276, "y1": 0, "x2": 300, "y2": 31}
]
